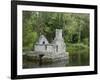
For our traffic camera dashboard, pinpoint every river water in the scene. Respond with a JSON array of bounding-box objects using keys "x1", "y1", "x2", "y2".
[
  {"x1": 23, "y1": 53, "x2": 89, "y2": 69},
  {"x1": 23, "y1": 60, "x2": 68, "y2": 68}
]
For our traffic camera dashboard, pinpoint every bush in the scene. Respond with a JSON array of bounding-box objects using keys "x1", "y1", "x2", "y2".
[{"x1": 82, "y1": 38, "x2": 89, "y2": 46}]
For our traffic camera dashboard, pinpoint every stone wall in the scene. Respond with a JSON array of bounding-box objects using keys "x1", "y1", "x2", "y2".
[{"x1": 34, "y1": 44, "x2": 55, "y2": 53}]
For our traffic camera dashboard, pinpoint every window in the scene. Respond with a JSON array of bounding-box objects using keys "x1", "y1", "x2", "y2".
[
  {"x1": 56, "y1": 45, "x2": 58, "y2": 52},
  {"x1": 45, "y1": 45, "x2": 47, "y2": 50},
  {"x1": 43, "y1": 41, "x2": 45, "y2": 44}
]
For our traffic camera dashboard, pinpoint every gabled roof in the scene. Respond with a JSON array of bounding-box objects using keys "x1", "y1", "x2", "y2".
[{"x1": 36, "y1": 35, "x2": 49, "y2": 44}]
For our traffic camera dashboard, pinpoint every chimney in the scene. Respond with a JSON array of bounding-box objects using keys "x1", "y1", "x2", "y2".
[{"x1": 55, "y1": 29, "x2": 62, "y2": 39}]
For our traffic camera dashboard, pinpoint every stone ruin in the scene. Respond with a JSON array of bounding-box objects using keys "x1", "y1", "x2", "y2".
[{"x1": 34, "y1": 29, "x2": 69, "y2": 61}]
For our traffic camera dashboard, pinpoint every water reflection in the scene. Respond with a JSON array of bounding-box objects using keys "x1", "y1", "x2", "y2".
[
  {"x1": 23, "y1": 53, "x2": 89, "y2": 69},
  {"x1": 23, "y1": 59, "x2": 68, "y2": 68}
]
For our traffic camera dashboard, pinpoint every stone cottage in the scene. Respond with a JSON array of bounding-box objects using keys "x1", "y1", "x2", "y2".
[{"x1": 34, "y1": 29, "x2": 69, "y2": 60}]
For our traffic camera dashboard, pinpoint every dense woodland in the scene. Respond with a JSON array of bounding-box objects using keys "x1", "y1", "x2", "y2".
[{"x1": 23, "y1": 11, "x2": 90, "y2": 66}]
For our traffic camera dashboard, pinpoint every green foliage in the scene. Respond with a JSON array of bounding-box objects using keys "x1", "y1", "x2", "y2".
[
  {"x1": 22, "y1": 11, "x2": 89, "y2": 52},
  {"x1": 67, "y1": 43, "x2": 89, "y2": 66},
  {"x1": 82, "y1": 38, "x2": 89, "y2": 46}
]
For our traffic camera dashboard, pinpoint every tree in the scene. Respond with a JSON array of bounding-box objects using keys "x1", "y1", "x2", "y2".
[{"x1": 22, "y1": 11, "x2": 89, "y2": 50}]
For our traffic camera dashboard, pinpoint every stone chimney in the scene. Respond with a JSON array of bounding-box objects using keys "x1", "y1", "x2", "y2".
[{"x1": 55, "y1": 29, "x2": 62, "y2": 39}]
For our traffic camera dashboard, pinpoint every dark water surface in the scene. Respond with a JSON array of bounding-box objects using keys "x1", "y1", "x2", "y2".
[
  {"x1": 23, "y1": 54, "x2": 89, "y2": 69},
  {"x1": 23, "y1": 60, "x2": 68, "y2": 68}
]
